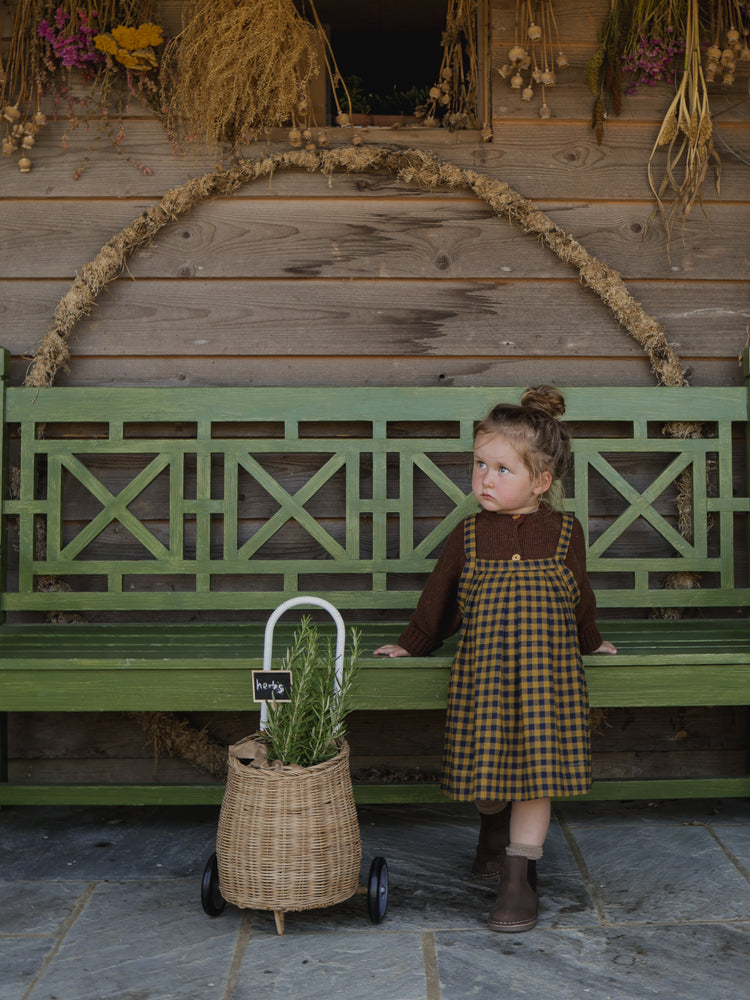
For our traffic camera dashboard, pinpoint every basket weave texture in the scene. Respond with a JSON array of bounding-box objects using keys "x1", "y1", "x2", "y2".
[{"x1": 216, "y1": 737, "x2": 361, "y2": 912}]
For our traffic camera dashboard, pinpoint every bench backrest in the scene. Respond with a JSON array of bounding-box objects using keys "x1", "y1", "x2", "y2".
[{"x1": 2, "y1": 350, "x2": 749, "y2": 618}]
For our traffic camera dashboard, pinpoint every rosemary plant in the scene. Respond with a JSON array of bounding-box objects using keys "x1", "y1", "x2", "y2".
[{"x1": 262, "y1": 617, "x2": 361, "y2": 768}]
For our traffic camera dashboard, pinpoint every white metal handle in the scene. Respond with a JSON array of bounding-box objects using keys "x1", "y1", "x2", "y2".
[{"x1": 259, "y1": 596, "x2": 346, "y2": 728}]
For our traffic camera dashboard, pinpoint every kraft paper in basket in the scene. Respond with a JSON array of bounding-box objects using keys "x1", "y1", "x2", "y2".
[{"x1": 216, "y1": 735, "x2": 361, "y2": 913}]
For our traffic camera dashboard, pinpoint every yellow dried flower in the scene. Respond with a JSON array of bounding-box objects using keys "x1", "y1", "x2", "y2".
[{"x1": 94, "y1": 35, "x2": 118, "y2": 56}]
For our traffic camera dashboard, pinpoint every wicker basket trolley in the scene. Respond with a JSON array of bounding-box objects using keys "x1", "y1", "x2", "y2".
[{"x1": 200, "y1": 597, "x2": 389, "y2": 934}]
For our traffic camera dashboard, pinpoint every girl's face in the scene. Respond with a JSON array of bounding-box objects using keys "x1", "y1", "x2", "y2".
[{"x1": 472, "y1": 432, "x2": 551, "y2": 515}]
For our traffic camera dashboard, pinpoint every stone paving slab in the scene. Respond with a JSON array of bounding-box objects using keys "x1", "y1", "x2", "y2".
[{"x1": 2, "y1": 800, "x2": 749, "y2": 1000}]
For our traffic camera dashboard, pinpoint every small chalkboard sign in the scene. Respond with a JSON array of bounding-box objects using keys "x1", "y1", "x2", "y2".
[{"x1": 252, "y1": 670, "x2": 293, "y2": 703}]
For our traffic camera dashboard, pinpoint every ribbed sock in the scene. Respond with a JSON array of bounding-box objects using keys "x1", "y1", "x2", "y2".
[{"x1": 506, "y1": 841, "x2": 543, "y2": 861}]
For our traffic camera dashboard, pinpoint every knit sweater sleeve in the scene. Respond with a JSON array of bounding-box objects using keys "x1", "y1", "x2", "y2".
[
  {"x1": 566, "y1": 516, "x2": 604, "y2": 654},
  {"x1": 396, "y1": 521, "x2": 466, "y2": 655}
]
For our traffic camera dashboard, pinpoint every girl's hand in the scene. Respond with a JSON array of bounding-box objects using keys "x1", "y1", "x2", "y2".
[
  {"x1": 593, "y1": 640, "x2": 617, "y2": 655},
  {"x1": 373, "y1": 644, "x2": 411, "y2": 658}
]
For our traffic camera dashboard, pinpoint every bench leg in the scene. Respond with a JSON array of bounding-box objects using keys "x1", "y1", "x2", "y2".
[{"x1": 0, "y1": 712, "x2": 7, "y2": 786}]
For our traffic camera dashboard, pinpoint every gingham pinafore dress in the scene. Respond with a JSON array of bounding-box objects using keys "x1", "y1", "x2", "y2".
[{"x1": 440, "y1": 512, "x2": 592, "y2": 801}]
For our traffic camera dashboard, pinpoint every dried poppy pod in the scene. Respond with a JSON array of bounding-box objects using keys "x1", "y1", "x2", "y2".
[
  {"x1": 21, "y1": 133, "x2": 35, "y2": 149},
  {"x1": 556, "y1": 51, "x2": 569, "y2": 69},
  {"x1": 288, "y1": 127, "x2": 302, "y2": 147},
  {"x1": 508, "y1": 45, "x2": 527, "y2": 63},
  {"x1": 18, "y1": 155, "x2": 32, "y2": 172},
  {"x1": 721, "y1": 48, "x2": 735, "y2": 66},
  {"x1": 336, "y1": 112, "x2": 351, "y2": 126},
  {"x1": 498, "y1": 63, "x2": 513, "y2": 78},
  {"x1": 727, "y1": 27, "x2": 740, "y2": 44},
  {"x1": 521, "y1": 85, "x2": 534, "y2": 101},
  {"x1": 510, "y1": 73, "x2": 523, "y2": 89},
  {"x1": 441, "y1": 67, "x2": 452, "y2": 80},
  {"x1": 723, "y1": 71, "x2": 736, "y2": 85},
  {"x1": 539, "y1": 103, "x2": 551, "y2": 119},
  {"x1": 541, "y1": 70, "x2": 556, "y2": 86},
  {"x1": 740, "y1": 46, "x2": 750, "y2": 62},
  {"x1": 527, "y1": 22, "x2": 542, "y2": 41},
  {"x1": 351, "y1": 132, "x2": 363, "y2": 146},
  {"x1": 705, "y1": 62, "x2": 717, "y2": 82},
  {"x1": 302, "y1": 128, "x2": 313, "y2": 142},
  {"x1": 1, "y1": 136, "x2": 17, "y2": 156},
  {"x1": 3, "y1": 104, "x2": 20, "y2": 123},
  {"x1": 532, "y1": 67, "x2": 543, "y2": 82},
  {"x1": 316, "y1": 130, "x2": 329, "y2": 146},
  {"x1": 429, "y1": 85, "x2": 442, "y2": 100},
  {"x1": 33, "y1": 111, "x2": 47, "y2": 127},
  {"x1": 706, "y1": 45, "x2": 722, "y2": 61}
]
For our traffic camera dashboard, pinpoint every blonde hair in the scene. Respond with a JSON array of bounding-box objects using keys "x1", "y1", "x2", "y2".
[{"x1": 474, "y1": 385, "x2": 571, "y2": 490}]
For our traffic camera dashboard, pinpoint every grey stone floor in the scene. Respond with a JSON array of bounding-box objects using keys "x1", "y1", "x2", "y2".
[{"x1": 2, "y1": 798, "x2": 750, "y2": 1000}]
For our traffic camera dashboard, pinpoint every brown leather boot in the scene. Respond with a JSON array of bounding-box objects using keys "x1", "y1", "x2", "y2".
[
  {"x1": 488, "y1": 854, "x2": 539, "y2": 933},
  {"x1": 471, "y1": 804, "x2": 511, "y2": 880}
]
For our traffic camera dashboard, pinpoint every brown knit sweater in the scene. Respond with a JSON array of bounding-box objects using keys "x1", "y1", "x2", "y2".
[{"x1": 398, "y1": 504, "x2": 603, "y2": 656}]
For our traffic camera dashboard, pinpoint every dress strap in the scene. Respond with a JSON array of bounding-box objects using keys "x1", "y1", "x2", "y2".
[
  {"x1": 463, "y1": 514, "x2": 478, "y2": 562},
  {"x1": 554, "y1": 512, "x2": 575, "y2": 561}
]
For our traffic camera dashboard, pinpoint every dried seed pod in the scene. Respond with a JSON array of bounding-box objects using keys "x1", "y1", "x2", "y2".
[
  {"x1": 441, "y1": 67, "x2": 452, "y2": 80},
  {"x1": 510, "y1": 73, "x2": 523, "y2": 89},
  {"x1": 740, "y1": 46, "x2": 750, "y2": 62},
  {"x1": 727, "y1": 27, "x2": 740, "y2": 44},
  {"x1": 302, "y1": 128, "x2": 313, "y2": 142},
  {"x1": 539, "y1": 103, "x2": 551, "y2": 119},
  {"x1": 521, "y1": 85, "x2": 534, "y2": 101},
  {"x1": 305, "y1": 142, "x2": 316, "y2": 151},
  {"x1": 288, "y1": 127, "x2": 302, "y2": 147},
  {"x1": 336, "y1": 112, "x2": 351, "y2": 126},
  {"x1": 2, "y1": 136, "x2": 17, "y2": 156},
  {"x1": 440, "y1": 93, "x2": 450, "y2": 106},
  {"x1": 532, "y1": 67, "x2": 543, "y2": 83},
  {"x1": 723, "y1": 71, "x2": 736, "y2": 85},
  {"x1": 556, "y1": 51, "x2": 569, "y2": 69},
  {"x1": 527, "y1": 23, "x2": 542, "y2": 41},
  {"x1": 481, "y1": 125, "x2": 493, "y2": 142},
  {"x1": 316, "y1": 130, "x2": 329, "y2": 147},
  {"x1": 519, "y1": 55, "x2": 532, "y2": 69},
  {"x1": 498, "y1": 64, "x2": 513, "y2": 79},
  {"x1": 429, "y1": 85, "x2": 442, "y2": 100},
  {"x1": 33, "y1": 111, "x2": 47, "y2": 127},
  {"x1": 508, "y1": 45, "x2": 527, "y2": 62},
  {"x1": 12, "y1": 123, "x2": 24, "y2": 137},
  {"x1": 3, "y1": 104, "x2": 20, "y2": 123},
  {"x1": 541, "y1": 70, "x2": 556, "y2": 86},
  {"x1": 721, "y1": 48, "x2": 735, "y2": 65},
  {"x1": 707, "y1": 45, "x2": 722, "y2": 61},
  {"x1": 423, "y1": 116, "x2": 440, "y2": 127},
  {"x1": 705, "y1": 63, "x2": 717, "y2": 82},
  {"x1": 18, "y1": 155, "x2": 32, "y2": 173},
  {"x1": 351, "y1": 132, "x2": 363, "y2": 146},
  {"x1": 21, "y1": 134, "x2": 35, "y2": 149}
]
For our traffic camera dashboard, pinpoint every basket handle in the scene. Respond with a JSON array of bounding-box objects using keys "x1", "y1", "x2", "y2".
[{"x1": 260, "y1": 596, "x2": 346, "y2": 729}]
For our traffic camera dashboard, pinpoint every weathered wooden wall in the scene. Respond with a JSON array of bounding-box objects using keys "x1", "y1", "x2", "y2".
[{"x1": 2, "y1": 0, "x2": 749, "y2": 790}]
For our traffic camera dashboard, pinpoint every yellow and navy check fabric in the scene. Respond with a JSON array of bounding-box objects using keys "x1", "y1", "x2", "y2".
[{"x1": 440, "y1": 512, "x2": 592, "y2": 802}]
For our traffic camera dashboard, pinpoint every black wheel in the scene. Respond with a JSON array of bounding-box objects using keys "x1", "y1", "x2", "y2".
[
  {"x1": 367, "y1": 856, "x2": 389, "y2": 924},
  {"x1": 201, "y1": 852, "x2": 226, "y2": 917}
]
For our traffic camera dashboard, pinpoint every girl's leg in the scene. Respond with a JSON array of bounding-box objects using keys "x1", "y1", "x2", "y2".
[
  {"x1": 509, "y1": 796, "x2": 551, "y2": 851},
  {"x1": 488, "y1": 797, "x2": 551, "y2": 934}
]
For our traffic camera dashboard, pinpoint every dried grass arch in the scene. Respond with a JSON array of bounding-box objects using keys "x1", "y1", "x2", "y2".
[
  {"x1": 26, "y1": 144, "x2": 691, "y2": 391},
  {"x1": 22, "y1": 144, "x2": 700, "y2": 777}
]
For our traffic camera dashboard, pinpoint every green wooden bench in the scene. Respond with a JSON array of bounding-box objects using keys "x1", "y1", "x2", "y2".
[{"x1": 2, "y1": 344, "x2": 750, "y2": 805}]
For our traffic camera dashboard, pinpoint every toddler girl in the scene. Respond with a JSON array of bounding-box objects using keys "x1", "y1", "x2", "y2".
[{"x1": 375, "y1": 385, "x2": 616, "y2": 932}]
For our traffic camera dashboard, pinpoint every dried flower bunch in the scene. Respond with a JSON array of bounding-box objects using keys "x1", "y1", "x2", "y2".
[
  {"x1": 164, "y1": 0, "x2": 352, "y2": 152},
  {"x1": 416, "y1": 0, "x2": 481, "y2": 131},
  {"x1": 646, "y1": 0, "x2": 721, "y2": 246},
  {"x1": 703, "y1": 0, "x2": 750, "y2": 84},
  {"x1": 497, "y1": 0, "x2": 569, "y2": 119},
  {"x1": 1, "y1": 1, "x2": 162, "y2": 175}
]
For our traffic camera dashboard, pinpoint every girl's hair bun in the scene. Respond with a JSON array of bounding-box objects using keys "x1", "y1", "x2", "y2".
[{"x1": 520, "y1": 385, "x2": 566, "y2": 420}]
